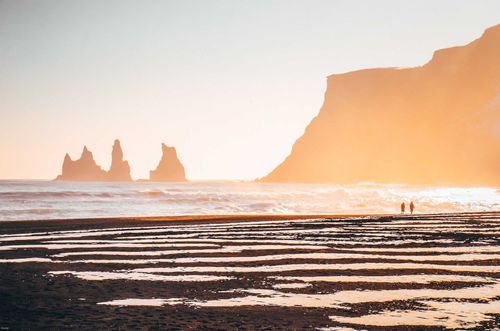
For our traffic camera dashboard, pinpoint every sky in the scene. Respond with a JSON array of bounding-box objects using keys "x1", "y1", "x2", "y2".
[{"x1": 1, "y1": 0, "x2": 499, "y2": 180}]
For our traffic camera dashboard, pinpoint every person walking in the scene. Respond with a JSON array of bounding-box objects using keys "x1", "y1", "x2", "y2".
[
  {"x1": 401, "y1": 202, "x2": 405, "y2": 214},
  {"x1": 410, "y1": 201, "x2": 415, "y2": 214}
]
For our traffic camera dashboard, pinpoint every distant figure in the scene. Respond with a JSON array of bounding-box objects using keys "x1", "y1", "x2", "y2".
[
  {"x1": 410, "y1": 201, "x2": 415, "y2": 214},
  {"x1": 401, "y1": 202, "x2": 405, "y2": 214}
]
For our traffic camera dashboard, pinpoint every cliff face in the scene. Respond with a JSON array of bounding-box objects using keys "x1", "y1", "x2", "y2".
[
  {"x1": 56, "y1": 146, "x2": 107, "y2": 181},
  {"x1": 56, "y1": 140, "x2": 132, "y2": 181},
  {"x1": 262, "y1": 24, "x2": 500, "y2": 185},
  {"x1": 107, "y1": 140, "x2": 132, "y2": 181},
  {"x1": 149, "y1": 143, "x2": 187, "y2": 182}
]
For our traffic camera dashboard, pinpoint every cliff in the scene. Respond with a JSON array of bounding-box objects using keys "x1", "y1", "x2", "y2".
[
  {"x1": 149, "y1": 143, "x2": 187, "y2": 182},
  {"x1": 262, "y1": 24, "x2": 500, "y2": 185},
  {"x1": 56, "y1": 140, "x2": 132, "y2": 181}
]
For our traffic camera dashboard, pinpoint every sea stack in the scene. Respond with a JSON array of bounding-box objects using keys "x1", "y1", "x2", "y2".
[
  {"x1": 56, "y1": 140, "x2": 133, "y2": 181},
  {"x1": 149, "y1": 143, "x2": 187, "y2": 182},
  {"x1": 107, "y1": 140, "x2": 132, "y2": 181},
  {"x1": 262, "y1": 24, "x2": 500, "y2": 186},
  {"x1": 56, "y1": 146, "x2": 107, "y2": 181}
]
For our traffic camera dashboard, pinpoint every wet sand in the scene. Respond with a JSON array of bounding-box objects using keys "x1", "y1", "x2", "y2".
[{"x1": 0, "y1": 212, "x2": 499, "y2": 330}]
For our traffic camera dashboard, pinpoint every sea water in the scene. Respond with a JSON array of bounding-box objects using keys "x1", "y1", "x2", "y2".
[{"x1": 0, "y1": 180, "x2": 499, "y2": 221}]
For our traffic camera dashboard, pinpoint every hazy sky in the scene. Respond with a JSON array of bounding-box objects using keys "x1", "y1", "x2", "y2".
[{"x1": 1, "y1": 0, "x2": 499, "y2": 180}]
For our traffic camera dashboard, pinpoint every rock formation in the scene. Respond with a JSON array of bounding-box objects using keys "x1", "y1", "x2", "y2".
[
  {"x1": 149, "y1": 143, "x2": 187, "y2": 182},
  {"x1": 56, "y1": 146, "x2": 107, "y2": 181},
  {"x1": 107, "y1": 140, "x2": 132, "y2": 181},
  {"x1": 56, "y1": 140, "x2": 132, "y2": 181},
  {"x1": 261, "y1": 24, "x2": 500, "y2": 185}
]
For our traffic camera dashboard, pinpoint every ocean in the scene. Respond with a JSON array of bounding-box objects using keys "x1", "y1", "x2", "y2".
[{"x1": 0, "y1": 180, "x2": 499, "y2": 221}]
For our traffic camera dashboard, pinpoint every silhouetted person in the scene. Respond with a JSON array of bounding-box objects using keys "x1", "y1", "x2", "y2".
[
  {"x1": 401, "y1": 202, "x2": 405, "y2": 214},
  {"x1": 410, "y1": 201, "x2": 415, "y2": 214}
]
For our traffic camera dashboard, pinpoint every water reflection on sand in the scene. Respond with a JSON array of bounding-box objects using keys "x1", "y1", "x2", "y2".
[{"x1": 1, "y1": 213, "x2": 499, "y2": 329}]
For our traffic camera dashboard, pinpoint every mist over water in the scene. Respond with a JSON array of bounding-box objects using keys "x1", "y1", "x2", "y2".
[{"x1": 0, "y1": 180, "x2": 499, "y2": 221}]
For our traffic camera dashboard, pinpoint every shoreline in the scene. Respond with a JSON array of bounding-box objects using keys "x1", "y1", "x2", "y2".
[
  {"x1": 3, "y1": 210, "x2": 499, "y2": 222},
  {"x1": 1, "y1": 210, "x2": 499, "y2": 234}
]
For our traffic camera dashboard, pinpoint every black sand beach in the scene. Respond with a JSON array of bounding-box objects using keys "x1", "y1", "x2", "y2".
[{"x1": 0, "y1": 213, "x2": 499, "y2": 330}]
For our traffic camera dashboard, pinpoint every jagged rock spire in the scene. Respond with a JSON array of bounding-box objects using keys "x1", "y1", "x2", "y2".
[
  {"x1": 107, "y1": 139, "x2": 132, "y2": 181},
  {"x1": 149, "y1": 143, "x2": 186, "y2": 182},
  {"x1": 56, "y1": 145, "x2": 106, "y2": 181},
  {"x1": 56, "y1": 140, "x2": 132, "y2": 181}
]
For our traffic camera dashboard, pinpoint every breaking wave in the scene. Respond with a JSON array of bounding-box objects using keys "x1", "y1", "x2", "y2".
[{"x1": 0, "y1": 180, "x2": 499, "y2": 221}]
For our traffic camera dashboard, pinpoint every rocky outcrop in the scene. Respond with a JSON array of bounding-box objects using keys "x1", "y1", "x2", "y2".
[
  {"x1": 107, "y1": 140, "x2": 132, "y2": 181},
  {"x1": 56, "y1": 140, "x2": 132, "y2": 181},
  {"x1": 149, "y1": 143, "x2": 187, "y2": 182},
  {"x1": 261, "y1": 24, "x2": 500, "y2": 185},
  {"x1": 56, "y1": 146, "x2": 107, "y2": 181}
]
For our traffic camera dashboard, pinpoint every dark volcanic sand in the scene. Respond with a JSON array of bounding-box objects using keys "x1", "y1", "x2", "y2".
[{"x1": 0, "y1": 213, "x2": 499, "y2": 330}]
